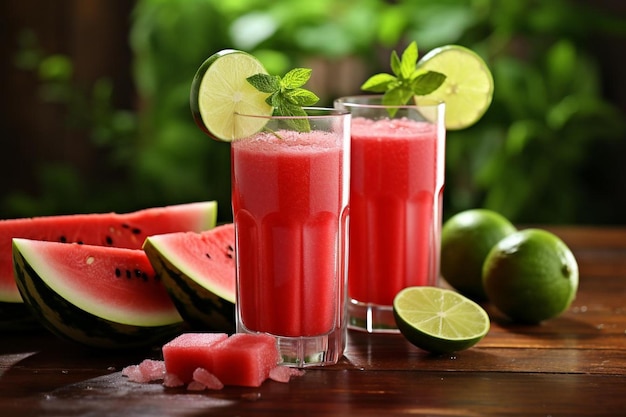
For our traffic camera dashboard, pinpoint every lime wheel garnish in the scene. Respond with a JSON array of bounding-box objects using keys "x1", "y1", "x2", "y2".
[
  {"x1": 190, "y1": 49, "x2": 273, "y2": 141},
  {"x1": 417, "y1": 45, "x2": 494, "y2": 130}
]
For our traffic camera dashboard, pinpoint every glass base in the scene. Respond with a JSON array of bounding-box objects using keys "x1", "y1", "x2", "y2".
[
  {"x1": 236, "y1": 323, "x2": 346, "y2": 368},
  {"x1": 348, "y1": 299, "x2": 400, "y2": 333}
]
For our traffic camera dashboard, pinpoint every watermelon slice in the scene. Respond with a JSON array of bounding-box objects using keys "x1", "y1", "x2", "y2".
[
  {"x1": 143, "y1": 224, "x2": 235, "y2": 332},
  {"x1": 13, "y1": 238, "x2": 185, "y2": 349},
  {"x1": 0, "y1": 201, "x2": 217, "y2": 305}
]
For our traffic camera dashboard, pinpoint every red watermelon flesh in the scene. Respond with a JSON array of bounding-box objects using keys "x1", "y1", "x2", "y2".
[
  {"x1": 162, "y1": 332, "x2": 228, "y2": 383},
  {"x1": 211, "y1": 333, "x2": 280, "y2": 387},
  {"x1": 13, "y1": 238, "x2": 182, "y2": 326},
  {"x1": 124, "y1": 333, "x2": 305, "y2": 388},
  {"x1": 191, "y1": 368, "x2": 224, "y2": 390},
  {"x1": 144, "y1": 224, "x2": 234, "y2": 303},
  {"x1": 143, "y1": 223, "x2": 235, "y2": 331},
  {"x1": 1, "y1": 201, "x2": 217, "y2": 303},
  {"x1": 161, "y1": 333, "x2": 280, "y2": 388}
]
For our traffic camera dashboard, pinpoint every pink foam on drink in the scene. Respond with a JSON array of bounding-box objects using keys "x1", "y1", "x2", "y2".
[
  {"x1": 211, "y1": 333, "x2": 280, "y2": 387},
  {"x1": 161, "y1": 332, "x2": 228, "y2": 383}
]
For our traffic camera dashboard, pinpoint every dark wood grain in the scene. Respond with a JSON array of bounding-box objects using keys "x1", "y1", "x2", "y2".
[{"x1": 2, "y1": 226, "x2": 626, "y2": 416}]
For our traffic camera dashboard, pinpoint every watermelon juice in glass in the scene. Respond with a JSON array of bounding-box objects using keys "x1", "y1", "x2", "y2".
[
  {"x1": 335, "y1": 95, "x2": 445, "y2": 333},
  {"x1": 231, "y1": 108, "x2": 350, "y2": 367}
]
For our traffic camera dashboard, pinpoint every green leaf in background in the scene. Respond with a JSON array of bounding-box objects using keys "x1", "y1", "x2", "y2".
[{"x1": 7, "y1": 0, "x2": 625, "y2": 226}]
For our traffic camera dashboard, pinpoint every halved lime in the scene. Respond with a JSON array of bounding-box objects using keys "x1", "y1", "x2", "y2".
[
  {"x1": 393, "y1": 286, "x2": 490, "y2": 354},
  {"x1": 417, "y1": 45, "x2": 494, "y2": 130},
  {"x1": 190, "y1": 49, "x2": 273, "y2": 141}
]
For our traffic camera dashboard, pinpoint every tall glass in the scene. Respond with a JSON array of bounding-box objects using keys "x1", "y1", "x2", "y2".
[
  {"x1": 335, "y1": 95, "x2": 445, "y2": 333},
  {"x1": 231, "y1": 108, "x2": 350, "y2": 367}
]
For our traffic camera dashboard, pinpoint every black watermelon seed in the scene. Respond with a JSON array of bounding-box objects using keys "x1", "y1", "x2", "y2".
[
  {"x1": 105, "y1": 236, "x2": 113, "y2": 245},
  {"x1": 131, "y1": 228, "x2": 142, "y2": 235},
  {"x1": 205, "y1": 253, "x2": 212, "y2": 259},
  {"x1": 115, "y1": 268, "x2": 122, "y2": 278},
  {"x1": 126, "y1": 270, "x2": 131, "y2": 279},
  {"x1": 59, "y1": 236, "x2": 67, "y2": 243}
]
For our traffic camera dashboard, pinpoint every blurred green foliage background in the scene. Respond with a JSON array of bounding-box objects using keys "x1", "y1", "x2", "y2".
[{"x1": 4, "y1": 0, "x2": 626, "y2": 224}]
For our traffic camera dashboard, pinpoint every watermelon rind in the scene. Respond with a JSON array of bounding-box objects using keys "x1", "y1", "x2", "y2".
[
  {"x1": 13, "y1": 239, "x2": 185, "y2": 349},
  {"x1": 0, "y1": 200, "x2": 218, "y2": 305},
  {"x1": 144, "y1": 225, "x2": 236, "y2": 333}
]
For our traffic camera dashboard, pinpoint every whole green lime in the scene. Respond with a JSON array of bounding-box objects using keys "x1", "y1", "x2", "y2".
[
  {"x1": 482, "y1": 228, "x2": 579, "y2": 324},
  {"x1": 440, "y1": 209, "x2": 517, "y2": 301}
]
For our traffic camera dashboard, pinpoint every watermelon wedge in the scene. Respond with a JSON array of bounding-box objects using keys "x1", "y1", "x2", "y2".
[
  {"x1": 143, "y1": 224, "x2": 235, "y2": 332},
  {"x1": 13, "y1": 238, "x2": 185, "y2": 349},
  {"x1": 0, "y1": 201, "x2": 217, "y2": 305}
]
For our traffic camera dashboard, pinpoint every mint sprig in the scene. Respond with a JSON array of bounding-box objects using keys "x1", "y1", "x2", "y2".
[
  {"x1": 247, "y1": 68, "x2": 319, "y2": 132},
  {"x1": 361, "y1": 41, "x2": 446, "y2": 116}
]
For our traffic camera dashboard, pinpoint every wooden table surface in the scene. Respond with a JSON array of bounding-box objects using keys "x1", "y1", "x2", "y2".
[{"x1": 1, "y1": 226, "x2": 626, "y2": 416}]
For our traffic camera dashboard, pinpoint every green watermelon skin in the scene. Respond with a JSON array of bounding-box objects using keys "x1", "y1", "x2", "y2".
[
  {"x1": 0, "y1": 201, "x2": 217, "y2": 305},
  {"x1": 143, "y1": 224, "x2": 235, "y2": 333},
  {"x1": 13, "y1": 239, "x2": 185, "y2": 350}
]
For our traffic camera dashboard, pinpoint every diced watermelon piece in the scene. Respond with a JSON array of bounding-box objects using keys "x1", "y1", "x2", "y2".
[
  {"x1": 163, "y1": 373, "x2": 184, "y2": 388},
  {"x1": 211, "y1": 333, "x2": 280, "y2": 387},
  {"x1": 122, "y1": 359, "x2": 167, "y2": 383},
  {"x1": 269, "y1": 366, "x2": 305, "y2": 383},
  {"x1": 161, "y1": 332, "x2": 228, "y2": 383},
  {"x1": 187, "y1": 381, "x2": 206, "y2": 391},
  {"x1": 192, "y1": 368, "x2": 224, "y2": 390}
]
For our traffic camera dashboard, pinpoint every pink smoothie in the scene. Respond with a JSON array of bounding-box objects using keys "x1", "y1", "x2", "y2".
[
  {"x1": 349, "y1": 116, "x2": 444, "y2": 306},
  {"x1": 231, "y1": 130, "x2": 348, "y2": 337}
]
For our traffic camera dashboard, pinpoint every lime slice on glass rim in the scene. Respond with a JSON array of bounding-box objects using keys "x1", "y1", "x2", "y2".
[
  {"x1": 393, "y1": 286, "x2": 490, "y2": 354},
  {"x1": 417, "y1": 45, "x2": 494, "y2": 130},
  {"x1": 190, "y1": 49, "x2": 273, "y2": 141}
]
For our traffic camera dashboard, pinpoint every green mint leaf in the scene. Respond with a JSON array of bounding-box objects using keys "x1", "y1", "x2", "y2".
[
  {"x1": 400, "y1": 41, "x2": 418, "y2": 79},
  {"x1": 248, "y1": 67, "x2": 318, "y2": 132},
  {"x1": 277, "y1": 102, "x2": 311, "y2": 132},
  {"x1": 390, "y1": 50, "x2": 402, "y2": 77},
  {"x1": 360, "y1": 42, "x2": 447, "y2": 110},
  {"x1": 276, "y1": 101, "x2": 306, "y2": 117},
  {"x1": 411, "y1": 70, "x2": 446, "y2": 95},
  {"x1": 361, "y1": 73, "x2": 398, "y2": 92},
  {"x1": 284, "y1": 88, "x2": 319, "y2": 106},
  {"x1": 247, "y1": 73, "x2": 280, "y2": 93},
  {"x1": 383, "y1": 87, "x2": 413, "y2": 109},
  {"x1": 268, "y1": 92, "x2": 282, "y2": 107},
  {"x1": 281, "y1": 68, "x2": 312, "y2": 89}
]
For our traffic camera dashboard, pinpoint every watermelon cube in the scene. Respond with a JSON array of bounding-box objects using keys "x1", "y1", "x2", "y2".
[
  {"x1": 162, "y1": 332, "x2": 228, "y2": 383},
  {"x1": 211, "y1": 333, "x2": 280, "y2": 387}
]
